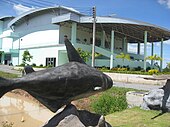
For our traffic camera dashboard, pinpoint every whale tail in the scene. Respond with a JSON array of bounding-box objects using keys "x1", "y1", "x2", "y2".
[{"x1": 0, "y1": 77, "x2": 13, "y2": 98}]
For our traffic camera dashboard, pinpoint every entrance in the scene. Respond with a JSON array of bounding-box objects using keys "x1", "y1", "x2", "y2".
[{"x1": 4, "y1": 54, "x2": 11, "y2": 65}]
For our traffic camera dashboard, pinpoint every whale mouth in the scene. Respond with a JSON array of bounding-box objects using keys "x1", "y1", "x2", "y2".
[{"x1": 94, "y1": 86, "x2": 102, "y2": 91}]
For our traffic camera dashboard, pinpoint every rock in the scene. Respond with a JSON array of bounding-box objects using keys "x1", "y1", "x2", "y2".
[
  {"x1": 21, "y1": 116, "x2": 25, "y2": 122},
  {"x1": 141, "y1": 88, "x2": 170, "y2": 112},
  {"x1": 42, "y1": 104, "x2": 112, "y2": 127},
  {"x1": 126, "y1": 91, "x2": 146, "y2": 108}
]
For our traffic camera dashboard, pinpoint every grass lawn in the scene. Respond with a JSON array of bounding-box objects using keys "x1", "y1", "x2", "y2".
[
  {"x1": 106, "y1": 107, "x2": 170, "y2": 127},
  {"x1": 0, "y1": 71, "x2": 18, "y2": 78}
]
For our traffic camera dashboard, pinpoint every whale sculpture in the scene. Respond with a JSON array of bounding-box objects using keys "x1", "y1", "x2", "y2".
[{"x1": 0, "y1": 39, "x2": 113, "y2": 113}]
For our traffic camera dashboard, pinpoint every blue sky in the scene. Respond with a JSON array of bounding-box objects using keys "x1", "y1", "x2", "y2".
[{"x1": 0, "y1": 0, "x2": 170, "y2": 68}]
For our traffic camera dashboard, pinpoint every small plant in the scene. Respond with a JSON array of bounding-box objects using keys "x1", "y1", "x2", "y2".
[
  {"x1": 2, "y1": 121, "x2": 14, "y2": 127},
  {"x1": 22, "y1": 50, "x2": 33, "y2": 66}
]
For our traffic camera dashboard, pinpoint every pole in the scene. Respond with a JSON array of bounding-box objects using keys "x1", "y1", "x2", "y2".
[{"x1": 92, "y1": 6, "x2": 96, "y2": 67}]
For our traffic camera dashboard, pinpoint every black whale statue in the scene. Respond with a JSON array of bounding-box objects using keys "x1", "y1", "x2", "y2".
[{"x1": 0, "y1": 39, "x2": 113, "y2": 113}]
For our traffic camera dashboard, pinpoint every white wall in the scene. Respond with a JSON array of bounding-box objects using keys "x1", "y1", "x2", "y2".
[
  {"x1": 13, "y1": 29, "x2": 59, "y2": 49},
  {"x1": 2, "y1": 38, "x2": 13, "y2": 52},
  {"x1": 19, "y1": 47, "x2": 59, "y2": 66}
]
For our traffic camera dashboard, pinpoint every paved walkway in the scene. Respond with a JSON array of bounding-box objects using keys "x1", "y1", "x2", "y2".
[
  {"x1": 113, "y1": 81, "x2": 163, "y2": 91},
  {"x1": 0, "y1": 65, "x2": 21, "y2": 75}
]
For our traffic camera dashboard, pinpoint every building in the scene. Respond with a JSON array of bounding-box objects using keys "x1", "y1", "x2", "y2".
[{"x1": 0, "y1": 6, "x2": 170, "y2": 70}]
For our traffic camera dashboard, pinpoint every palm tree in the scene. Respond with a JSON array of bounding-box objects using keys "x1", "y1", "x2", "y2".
[
  {"x1": 145, "y1": 54, "x2": 162, "y2": 62},
  {"x1": 145, "y1": 54, "x2": 162, "y2": 70},
  {"x1": 116, "y1": 52, "x2": 130, "y2": 66}
]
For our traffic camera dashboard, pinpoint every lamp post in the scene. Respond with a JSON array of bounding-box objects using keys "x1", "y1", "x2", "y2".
[{"x1": 91, "y1": 6, "x2": 96, "y2": 67}]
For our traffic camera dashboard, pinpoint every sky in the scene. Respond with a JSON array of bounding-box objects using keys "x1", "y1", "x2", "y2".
[{"x1": 0, "y1": 0, "x2": 170, "y2": 68}]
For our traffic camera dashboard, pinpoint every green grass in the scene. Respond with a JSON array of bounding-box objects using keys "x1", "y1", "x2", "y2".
[
  {"x1": 106, "y1": 107, "x2": 170, "y2": 127},
  {"x1": 0, "y1": 71, "x2": 18, "y2": 78}
]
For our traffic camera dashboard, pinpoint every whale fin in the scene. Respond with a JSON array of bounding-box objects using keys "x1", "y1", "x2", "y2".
[
  {"x1": 26, "y1": 90, "x2": 68, "y2": 112},
  {"x1": 64, "y1": 38, "x2": 86, "y2": 64},
  {"x1": 24, "y1": 66, "x2": 35, "y2": 74}
]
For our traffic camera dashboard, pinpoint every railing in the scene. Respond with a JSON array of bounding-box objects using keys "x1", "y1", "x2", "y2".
[
  {"x1": 74, "y1": 42, "x2": 144, "y2": 60},
  {"x1": 74, "y1": 42, "x2": 149, "y2": 68}
]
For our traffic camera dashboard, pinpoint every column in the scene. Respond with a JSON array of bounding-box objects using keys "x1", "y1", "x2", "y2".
[
  {"x1": 151, "y1": 42, "x2": 154, "y2": 66},
  {"x1": 0, "y1": 20, "x2": 3, "y2": 49},
  {"x1": 160, "y1": 38, "x2": 163, "y2": 72},
  {"x1": 144, "y1": 31, "x2": 147, "y2": 71},
  {"x1": 123, "y1": 36, "x2": 127, "y2": 53},
  {"x1": 71, "y1": 22, "x2": 77, "y2": 44},
  {"x1": 101, "y1": 30, "x2": 105, "y2": 48},
  {"x1": 110, "y1": 30, "x2": 114, "y2": 69},
  {"x1": 137, "y1": 42, "x2": 140, "y2": 55}
]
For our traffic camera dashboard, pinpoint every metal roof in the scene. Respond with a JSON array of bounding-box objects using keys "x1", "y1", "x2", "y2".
[
  {"x1": 8, "y1": 6, "x2": 82, "y2": 28},
  {"x1": 78, "y1": 16, "x2": 170, "y2": 42}
]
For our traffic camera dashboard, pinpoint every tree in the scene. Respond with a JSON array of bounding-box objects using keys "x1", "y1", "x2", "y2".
[
  {"x1": 77, "y1": 48, "x2": 91, "y2": 62},
  {"x1": 166, "y1": 62, "x2": 170, "y2": 69},
  {"x1": 22, "y1": 50, "x2": 33, "y2": 66},
  {"x1": 116, "y1": 52, "x2": 130, "y2": 63}
]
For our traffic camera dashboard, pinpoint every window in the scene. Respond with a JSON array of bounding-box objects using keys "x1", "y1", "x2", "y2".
[{"x1": 46, "y1": 57, "x2": 56, "y2": 67}]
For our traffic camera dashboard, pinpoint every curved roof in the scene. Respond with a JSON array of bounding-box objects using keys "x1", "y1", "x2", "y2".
[
  {"x1": 0, "y1": 16, "x2": 15, "y2": 21},
  {"x1": 8, "y1": 6, "x2": 82, "y2": 27},
  {"x1": 79, "y1": 16, "x2": 170, "y2": 42}
]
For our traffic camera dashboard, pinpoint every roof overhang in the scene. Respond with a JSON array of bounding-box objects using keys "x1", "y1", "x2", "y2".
[
  {"x1": 8, "y1": 6, "x2": 82, "y2": 28},
  {"x1": 52, "y1": 13, "x2": 80, "y2": 24},
  {"x1": 78, "y1": 16, "x2": 170, "y2": 42}
]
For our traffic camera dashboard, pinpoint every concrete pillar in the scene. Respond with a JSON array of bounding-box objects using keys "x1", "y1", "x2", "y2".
[
  {"x1": 0, "y1": 20, "x2": 3, "y2": 49},
  {"x1": 137, "y1": 42, "x2": 140, "y2": 55},
  {"x1": 123, "y1": 36, "x2": 127, "y2": 53},
  {"x1": 144, "y1": 31, "x2": 147, "y2": 71},
  {"x1": 71, "y1": 22, "x2": 77, "y2": 44},
  {"x1": 151, "y1": 42, "x2": 154, "y2": 66},
  {"x1": 110, "y1": 30, "x2": 114, "y2": 69},
  {"x1": 160, "y1": 38, "x2": 163, "y2": 72},
  {"x1": 101, "y1": 30, "x2": 105, "y2": 48}
]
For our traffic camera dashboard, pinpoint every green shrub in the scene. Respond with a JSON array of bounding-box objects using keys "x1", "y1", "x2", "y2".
[
  {"x1": 31, "y1": 63, "x2": 36, "y2": 67},
  {"x1": 148, "y1": 69, "x2": 159, "y2": 75},
  {"x1": 91, "y1": 93, "x2": 127, "y2": 116},
  {"x1": 39, "y1": 64, "x2": 43, "y2": 67}
]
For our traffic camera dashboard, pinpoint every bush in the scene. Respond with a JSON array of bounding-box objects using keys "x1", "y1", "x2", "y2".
[
  {"x1": 117, "y1": 68, "x2": 128, "y2": 71},
  {"x1": 146, "y1": 67, "x2": 151, "y2": 72},
  {"x1": 39, "y1": 64, "x2": 43, "y2": 67},
  {"x1": 148, "y1": 69, "x2": 159, "y2": 75},
  {"x1": 90, "y1": 87, "x2": 130, "y2": 116},
  {"x1": 31, "y1": 63, "x2": 36, "y2": 67}
]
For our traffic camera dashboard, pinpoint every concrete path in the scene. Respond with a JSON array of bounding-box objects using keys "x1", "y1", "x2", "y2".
[
  {"x1": 113, "y1": 81, "x2": 163, "y2": 91},
  {"x1": 0, "y1": 65, "x2": 21, "y2": 75}
]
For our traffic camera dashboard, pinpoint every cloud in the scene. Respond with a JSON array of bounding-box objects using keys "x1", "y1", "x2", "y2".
[
  {"x1": 158, "y1": 0, "x2": 170, "y2": 8},
  {"x1": 13, "y1": 4, "x2": 35, "y2": 15},
  {"x1": 164, "y1": 39, "x2": 170, "y2": 45}
]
